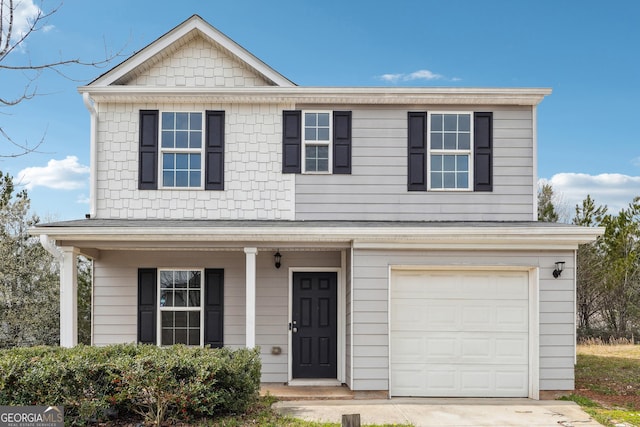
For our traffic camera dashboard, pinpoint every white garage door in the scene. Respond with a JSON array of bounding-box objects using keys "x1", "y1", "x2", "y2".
[{"x1": 390, "y1": 270, "x2": 529, "y2": 397}]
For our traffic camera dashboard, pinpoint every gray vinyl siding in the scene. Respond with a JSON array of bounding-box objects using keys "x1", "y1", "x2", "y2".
[
  {"x1": 350, "y1": 248, "x2": 576, "y2": 392},
  {"x1": 295, "y1": 106, "x2": 535, "y2": 221},
  {"x1": 92, "y1": 249, "x2": 341, "y2": 383},
  {"x1": 255, "y1": 250, "x2": 341, "y2": 382}
]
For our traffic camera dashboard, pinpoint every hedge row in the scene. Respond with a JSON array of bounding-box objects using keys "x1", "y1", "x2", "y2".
[{"x1": 0, "y1": 344, "x2": 261, "y2": 425}]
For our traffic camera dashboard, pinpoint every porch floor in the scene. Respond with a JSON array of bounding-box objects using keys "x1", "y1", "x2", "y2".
[{"x1": 260, "y1": 383, "x2": 389, "y2": 400}]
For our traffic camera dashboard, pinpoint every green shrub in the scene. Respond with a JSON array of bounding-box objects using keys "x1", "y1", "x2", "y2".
[{"x1": 0, "y1": 344, "x2": 261, "y2": 425}]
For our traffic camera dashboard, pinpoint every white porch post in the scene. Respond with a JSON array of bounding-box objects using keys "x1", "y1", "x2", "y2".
[
  {"x1": 60, "y1": 246, "x2": 79, "y2": 348},
  {"x1": 244, "y1": 247, "x2": 258, "y2": 348}
]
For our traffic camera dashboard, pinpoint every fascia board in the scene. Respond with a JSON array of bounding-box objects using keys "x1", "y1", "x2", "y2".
[
  {"x1": 77, "y1": 86, "x2": 552, "y2": 106},
  {"x1": 33, "y1": 225, "x2": 603, "y2": 249},
  {"x1": 89, "y1": 16, "x2": 294, "y2": 88}
]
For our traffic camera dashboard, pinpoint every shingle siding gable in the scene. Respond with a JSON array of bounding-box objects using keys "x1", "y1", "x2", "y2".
[{"x1": 119, "y1": 35, "x2": 274, "y2": 87}]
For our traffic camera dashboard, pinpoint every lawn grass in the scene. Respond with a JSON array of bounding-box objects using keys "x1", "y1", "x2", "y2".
[{"x1": 568, "y1": 344, "x2": 640, "y2": 427}]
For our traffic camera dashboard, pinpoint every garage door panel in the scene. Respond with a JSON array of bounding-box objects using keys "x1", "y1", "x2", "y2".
[
  {"x1": 393, "y1": 364, "x2": 528, "y2": 397},
  {"x1": 392, "y1": 332, "x2": 528, "y2": 365},
  {"x1": 390, "y1": 336, "x2": 425, "y2": 361},
  {"x1": 495, "y1": 368, "x2": 529, "y2": 394},
  {"x1": 496, "y1": 337, "x2": 528, "y2": 359},
  {"x1": 392, "y1": 302, "x2": 527, "y2": 333},
  {"x1": 391, "y1": 300, "x2": 460, "y2": 330},
  {"x1": 391, "y1": 270, "x2": 529, "y2": 397}
]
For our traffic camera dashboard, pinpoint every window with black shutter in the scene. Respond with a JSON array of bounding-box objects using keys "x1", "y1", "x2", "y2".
[
  {"x1": 282, "y1": 110, "x2": 352, "y2": 174},
  {"x1": 137, "y1": 268, "x2": 224, "y2": 347},
  {"x1": 138, "y1": 110, "x2": 225, "y2": 190},
  {"x1": 407, "y1": 111, "x2": 493, "y2": 192}
]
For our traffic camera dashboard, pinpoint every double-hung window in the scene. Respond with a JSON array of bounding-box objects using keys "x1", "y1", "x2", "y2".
[
  {"x1": 428, "y1": 112, "x2": 472, "y2": 190},
  {"x1": 303, "y1": 111, "x2": 332, "y2": 173},
  {"x1": 160, "y1": 112, "x2": 203, "y2": 188},
  {"x1": 158, "y1": 269, "x2": 203, "y2": 346}
]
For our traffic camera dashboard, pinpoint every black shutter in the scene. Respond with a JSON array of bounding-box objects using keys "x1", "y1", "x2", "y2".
[
  {"x1": 205, "y1": 111, "x2": 225, "y2": 190},
  {"x1": 407, "y1": 112, "x2": 428, "y2": 191},
  {"x1": 333, "y1": 111, "x2": 352, "y2": 174},
  {"x1": 139, "y1": 110, "x2": 159, "y2": 190},
  {"x1": 138, "y1": 268, "x2": 157, "y2": 344},
  {"x1": 204, "y1": 269, "x2": 224, "y2": 348},
  {"x1": 474, "y1": 112, "x2": 493, "y2": 192},
  {"x1": 282, "y1": 110, "x2": 301, "y2": 173}
]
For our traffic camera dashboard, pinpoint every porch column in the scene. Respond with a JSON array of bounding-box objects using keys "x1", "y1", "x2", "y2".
[
  {"x1": 244, "y1": 247, "x2": 257, "y2": 348},
  {"x1": 60, "y1": 246, "x2": 79, "y2": 348}
]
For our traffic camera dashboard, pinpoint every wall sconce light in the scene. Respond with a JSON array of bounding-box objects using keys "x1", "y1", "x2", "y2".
[
  {"x1": 553, "y1": 261, "x2": 565, "y2": 278},
  {"x1": 274, "y1": 250, "x2": 282, "y2": 269}
]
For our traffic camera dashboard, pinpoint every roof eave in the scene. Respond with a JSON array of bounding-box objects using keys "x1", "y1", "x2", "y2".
[
  {"x1": 78, "y1": 86, "x2": 551, "y2": 106},
  {"x1": 32, "y1": 224, "x2": 603, "y2": 250}
]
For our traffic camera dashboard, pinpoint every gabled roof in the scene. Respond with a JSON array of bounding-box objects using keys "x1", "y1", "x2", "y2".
[{"x1": 88, "y1": 14, "x2": 295, "y2": 87}]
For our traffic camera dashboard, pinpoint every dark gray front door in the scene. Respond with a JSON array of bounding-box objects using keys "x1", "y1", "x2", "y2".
[{"x1": 292, "y1": 271, "x2": 337, "y2": 379}]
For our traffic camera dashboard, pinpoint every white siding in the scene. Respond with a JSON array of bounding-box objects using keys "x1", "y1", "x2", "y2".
[
  {"x1": 296, "y1": 106, "x2": 535, "y2": 221},
  {"x1": 345, "y1": 247, "x2": 353, "y2": 388},
  {"x1": 349, "y1": 249, "x2": 575, "y2": 392},
  {"x1": 118, "y1": 34, "x2": 272, "y2": 87},
  {"x1": 92, "y1": 249, "x2": 341, "y2": 383},
  {"x1": 94, "y1": 102, "x2": 295, "y2": 220}
]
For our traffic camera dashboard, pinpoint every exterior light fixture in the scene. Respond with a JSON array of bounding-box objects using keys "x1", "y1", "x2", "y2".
[
  {"x1": 553, "y1": 261, "x2": 565, "y2": 278},
  {"x1": 274, "y1": 251, "x2": 282, "y2": 269}
]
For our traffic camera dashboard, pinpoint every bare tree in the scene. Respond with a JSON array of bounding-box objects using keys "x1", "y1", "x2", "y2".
[{"x1": 1, "y1": 0, "x2": 121, "y2": 157}]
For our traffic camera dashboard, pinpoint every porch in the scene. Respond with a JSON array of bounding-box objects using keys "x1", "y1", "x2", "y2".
[{"x1": 260, "y1": 383, "x2": 388, "y2": 400}]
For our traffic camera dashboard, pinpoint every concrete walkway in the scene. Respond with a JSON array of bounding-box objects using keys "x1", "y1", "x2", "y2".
[{"x1": 274, "y1": 398, "x2": 602, "y2": 426}]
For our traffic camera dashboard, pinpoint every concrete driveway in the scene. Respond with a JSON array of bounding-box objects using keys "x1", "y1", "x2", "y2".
[{"x1": 274, "y1": 398, "x2": 602, "y2": 426}]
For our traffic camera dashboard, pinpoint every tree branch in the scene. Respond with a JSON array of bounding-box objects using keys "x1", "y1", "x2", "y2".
[
  {"x1": 0, "y1": 125, "x2": 46, "y2": 157},
  {"x1": 0, "y1": 0, "x2": 126, "y2": 156}
]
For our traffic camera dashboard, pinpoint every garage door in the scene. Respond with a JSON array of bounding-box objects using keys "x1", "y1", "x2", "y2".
[{"x1": 390, "y1": 270, "x2": 529, "y2": 397}]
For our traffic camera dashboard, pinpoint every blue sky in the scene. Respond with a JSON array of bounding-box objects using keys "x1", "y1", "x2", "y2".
[{"x1": 2, "y1": 0, "x2": 639, "y2": 221}]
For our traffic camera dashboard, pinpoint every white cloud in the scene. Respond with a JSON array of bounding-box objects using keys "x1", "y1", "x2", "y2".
[
  {"x1": 17, "y1": 156, "x2": 89, "y2": 190},
  {"x1": 377, "y1": 69, "x2": 459, "y2": 83},
  {"x1": 379, "y1": 73, "x2": 405, "y2": 83},
  {"x1": 76, "y1": 194, "x2": 90, "y2": 205},
  {"x1": 1, "y1": 0, "x2": 52, "y2": 42},
  {"x1": 540, "y1": 173, "x2": 640, "y2": 215},
  {"x1": 407, "y1": 70, "x2": 443, "y2": 80}
]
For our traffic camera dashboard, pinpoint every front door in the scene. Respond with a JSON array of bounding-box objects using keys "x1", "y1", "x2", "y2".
[{"x1": 292, "y1": 271, "x2": 337, "y2": 379}]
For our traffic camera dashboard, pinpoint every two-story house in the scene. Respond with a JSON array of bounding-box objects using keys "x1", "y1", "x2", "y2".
[{"x1": 33, "y1": 15, "x2": 602, "y2": 399}]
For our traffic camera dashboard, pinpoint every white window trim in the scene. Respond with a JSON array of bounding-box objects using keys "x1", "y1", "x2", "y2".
[
  {"x1": 427, "y1": 111, "x2": 474, "y2": 191},
  {"x1": 157, "y1": 268, "x2": 205, "y2": 347},
  {"x1": 302, "y1": 110, "x2": 333, "y2": 174},
  {"x1": 158, "y1": 111, "x2": 205, "y2": 190}
]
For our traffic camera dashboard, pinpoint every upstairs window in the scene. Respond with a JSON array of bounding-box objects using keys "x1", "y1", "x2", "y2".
[
  {"x1": 282, "y1": 110, "x2": 351, "y2": 175},
  {"x1": 407, "y1": 111, "x2": 492, "y2": 192},
  {"x1": 303, "y1": 111, "x2": 332, "y2": 173},
  {"x1": 160, "y1": 112, "x2": 203, "y2": 188},
  {"x1": 429, "y1": 113, "x2": 472, "y2": 190},
  {"x1": 139, "y1": 110, "x2": 225, "y2": 191}
]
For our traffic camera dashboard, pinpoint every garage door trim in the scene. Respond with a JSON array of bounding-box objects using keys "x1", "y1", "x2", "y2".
[{"x1": 388, "y1": 266, "x2": 539, "y2": 399}]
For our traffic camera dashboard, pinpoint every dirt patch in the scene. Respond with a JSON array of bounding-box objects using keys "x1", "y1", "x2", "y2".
[{"x1": 576, "y1": 388, "x2": 640, "y2": 411}]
